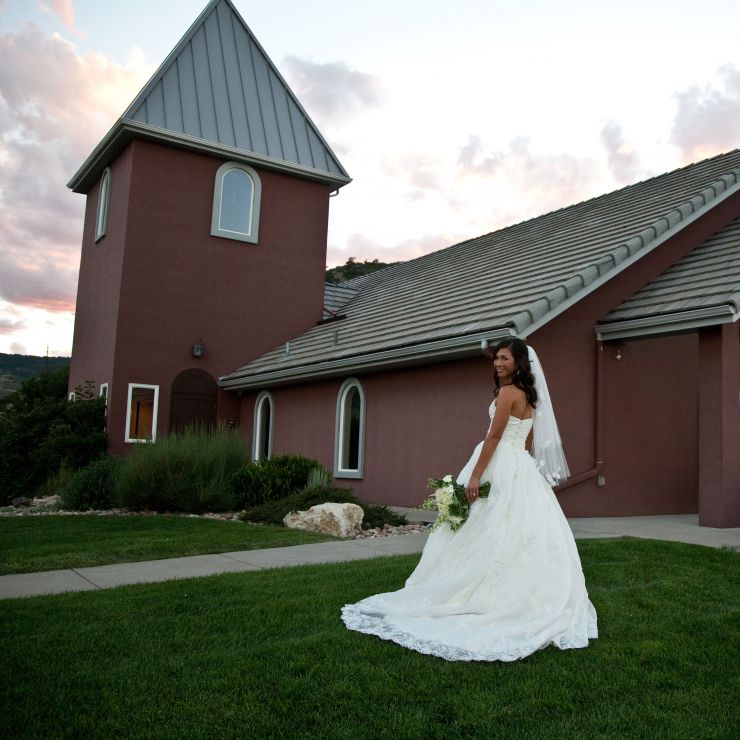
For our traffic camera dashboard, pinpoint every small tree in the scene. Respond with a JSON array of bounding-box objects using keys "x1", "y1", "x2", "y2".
[{"x1": 0, "y1": 368, "x2": 107, "y2": 504}]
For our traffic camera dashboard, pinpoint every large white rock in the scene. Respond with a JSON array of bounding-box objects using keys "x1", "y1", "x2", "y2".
[{"x1": 283, "y1": 503, "x2": 364, "y2": 538}]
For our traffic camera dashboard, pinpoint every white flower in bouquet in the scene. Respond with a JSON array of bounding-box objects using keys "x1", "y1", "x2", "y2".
[{"x1": 422, "y1": 475, "x2": 492, "y2": 532}]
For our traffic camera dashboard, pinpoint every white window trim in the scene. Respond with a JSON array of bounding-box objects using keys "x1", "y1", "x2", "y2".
[
  {"x1": 95, "y1": 167, "x2": 111, "y2": 242},
  {"x1": 252, "y1": 390, "x2": 274, "y2": 461},
  {"x1": 210, "y1": 162, "x2": 261, "y2": 244},
  {"x1": 333, "y1": 377, "x2": 366, "y2": 479},
  {"x1": 125, "y1": 383, "x2": 159, "y2": 444},
  {"x1": 68, "y1": 391, "x2": 76, "y2": 402}
]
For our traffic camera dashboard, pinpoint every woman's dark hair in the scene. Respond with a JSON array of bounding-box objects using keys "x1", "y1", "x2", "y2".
[{"x1": 491, "y1": 337, "x2": 538, "y2": 408}]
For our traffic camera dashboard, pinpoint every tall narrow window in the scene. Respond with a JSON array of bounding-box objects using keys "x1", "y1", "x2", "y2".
[
  {"x1": 125, "y1": 383, "x2": 159, "y2": 443},
  {"x1": 334, "y1": 378, "x2": 366, "y2": 479},
  {"x1": 100, "y1": 383, "x2": 109, "y2": 427},
  {"x1": 211, "y1": 162, "x2": 261, "y2": 243},
  {"x1": 95, "y1": 168, "x2": 111, "y2": 241},
  {"x1": 252, "y1": 391, "x2": 273, "y2": 461}
]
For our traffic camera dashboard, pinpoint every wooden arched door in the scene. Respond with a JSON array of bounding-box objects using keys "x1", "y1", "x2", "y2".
[{"x1": 169, "y1": 368, "x2": 217, "y2": 433}]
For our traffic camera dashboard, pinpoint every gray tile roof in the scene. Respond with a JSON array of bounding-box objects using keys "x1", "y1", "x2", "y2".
[
  {"x1": 323, "y1": 283, "x2": 359, "y2": 319},
  {"x1": 69, "y1": 0, "x2": 350, "y2": 192},
  {"x1": 221, "y1": 149, "x2": 740, "y2": 389},
  {"x1": 597, "y1": 215, "x2": 740, "y2": 338}
]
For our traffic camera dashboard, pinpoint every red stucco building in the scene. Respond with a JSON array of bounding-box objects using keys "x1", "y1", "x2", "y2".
[{"x1": 68, "y1": 0, "x2": 740, "y2": 527}]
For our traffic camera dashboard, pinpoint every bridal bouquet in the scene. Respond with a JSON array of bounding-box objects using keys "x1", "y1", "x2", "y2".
[{"x1": 421, "y1": 474, "x2": 491, "y2": 532}]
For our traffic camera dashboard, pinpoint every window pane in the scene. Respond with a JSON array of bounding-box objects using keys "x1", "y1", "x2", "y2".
[
  {"x1": 220, "y1": 169, "x2": 253, "y2": 235},
  {"x1": 96, "y1": 170, "x2": 110, "y2": 239},
  {"x1": 342, "y1": 387, "x2": 361, "y2": 470},
  {"x1": 258, "y1": 398, "x2": 271, "y2": 460},
  {"x1": 129, "y1": 387, "x2": 155, "y2": 441}
]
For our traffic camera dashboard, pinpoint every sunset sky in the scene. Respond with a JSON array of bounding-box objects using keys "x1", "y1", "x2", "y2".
[{"x1": 1, "y1": 0, "x2": 739, "y2": 356}]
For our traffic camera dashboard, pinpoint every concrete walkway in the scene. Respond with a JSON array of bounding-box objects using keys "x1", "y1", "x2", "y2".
[{"x1": 1, "y1": 514, "x2": 738, "y2": 600}]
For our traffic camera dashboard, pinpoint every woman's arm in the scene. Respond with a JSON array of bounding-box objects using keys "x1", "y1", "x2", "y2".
[{"x1": 465, "y1": 386, "x2": 516, "y2": 502}]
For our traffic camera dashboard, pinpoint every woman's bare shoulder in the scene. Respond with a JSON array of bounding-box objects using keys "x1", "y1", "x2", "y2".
[{"x1": 497, "y1": 384, "x2": 524, "y2": 398}]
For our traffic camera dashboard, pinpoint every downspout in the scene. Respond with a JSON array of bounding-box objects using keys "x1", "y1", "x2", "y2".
[{"x1": 555, "y1": 340, "x2": 604, "y2": 491}]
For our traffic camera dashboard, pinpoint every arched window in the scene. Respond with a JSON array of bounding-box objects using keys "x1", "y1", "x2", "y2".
[
  {"x1": 95, "y1": 168, "x2": 111, "y2": 241},
  {"x1": 334, "y1": 378, "x2": 365, "y2": 478},
  {"x1": 253, "y1": 390, "x2": 273, "y2": 461},
  {"x1": 211, "y1": 162, "x2": 261, "y2": 243}
]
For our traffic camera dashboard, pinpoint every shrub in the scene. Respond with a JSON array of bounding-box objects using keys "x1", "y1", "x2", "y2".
[
  {"x1": 0, "y1": 369, "x2": 107, "y2": 505},
  {"x1": 117, "y1": 426, "x2": 248, "y2": 513},
  {"x1": 60, "y1": 455, "x2": 123, "y2": 511},
  {"x1": 361, "y1": 504, "x2": 407, "y2": 529},
  {"x1": 35, "y1": 463, "x2": 75, "y2": 500},
  {"x1": 231, "y1": 454, "x2": 324, "y2": 509},
  {"x1": 239, "y1": 484, "x2": 408, "y2": 530},
  {"x1": 239, "y1": 485, "x2": 358, "y2": 525}
]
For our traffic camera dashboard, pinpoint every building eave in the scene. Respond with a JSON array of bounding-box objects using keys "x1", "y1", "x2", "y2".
[
  {"x1": 517, "y1": 174, "x2": 740, "y2": 340},
  {"x1": 67, "y1": 120, "x2": 352, "y2": 194},
  {"x1": 595, "y1": 304, "x2": 739, "y2": 341},
  {"x1": 219, "y1": 326, "x2": 515, "y2": 390}
]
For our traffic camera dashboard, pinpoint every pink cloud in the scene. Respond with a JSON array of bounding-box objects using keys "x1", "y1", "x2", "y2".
[
  {"x1": 600, "y1": 122, "x2": 644, "y2": 185},
  {"x1": 382, "y1": 153, "x2": 444, "y2": 193},
  {"x1": 458, "y1": 134, "x2": 503, "y2": 176},
  {"x1": 672, "y1": 65, "x2": 740, "y2": 163},
  {"x1": 327, "y1": 232, "x2": 460, "y2": 268},
  {"x1": 454, "y1": 136, "x2": 601, "y2": 220},
  {"x1": 0, "y1": 318, "x2": 27, "y2": 336},
  {"x1": 0, "y1": 25, "x2": 150, "y2": 317},
  {"x1": 38, "y1": 0, "x2": 85, "y2": 38},
  {"x1": 282, "y1": 56, "x2": 383, "y2": 122}
]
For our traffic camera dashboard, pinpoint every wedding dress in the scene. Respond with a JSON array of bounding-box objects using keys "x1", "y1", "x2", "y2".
[{"x1": 341, "y1": 400, "x2": 598, "y2": 662}]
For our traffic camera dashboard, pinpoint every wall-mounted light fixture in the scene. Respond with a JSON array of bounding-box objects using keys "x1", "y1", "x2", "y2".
[
  {"x1": 192, "y1": 340, "x2": 205, "y2": 358},
  {"x1": 614, "y1": 348, "x2": 622, "y2": 361}
]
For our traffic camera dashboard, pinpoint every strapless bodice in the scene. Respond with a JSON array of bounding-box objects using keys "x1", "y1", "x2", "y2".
[{"x1": 488, "y1": 401, "x2": 533, "y2": 450}]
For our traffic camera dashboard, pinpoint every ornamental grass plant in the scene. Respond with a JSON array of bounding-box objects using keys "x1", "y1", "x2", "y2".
[{"x1": 116, "y1": 425, "x2": 248, "y2": 513}]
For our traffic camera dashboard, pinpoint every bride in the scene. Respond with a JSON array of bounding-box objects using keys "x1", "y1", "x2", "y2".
[{"x1": 341, "y1": 338, "x2": 598, "y2": 662}]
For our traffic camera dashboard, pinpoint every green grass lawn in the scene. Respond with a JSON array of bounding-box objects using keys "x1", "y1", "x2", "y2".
[
  {"x1": 0, "y1": 515, "x2": 336, "y2": 575},
  {"x1": 1, "y1": 539, "x2": 738, "y2": 738}
]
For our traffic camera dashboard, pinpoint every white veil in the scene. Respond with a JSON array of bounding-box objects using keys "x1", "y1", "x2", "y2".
[{"x1": 527, "y1": 345, "x2": 570, "y2": 485}]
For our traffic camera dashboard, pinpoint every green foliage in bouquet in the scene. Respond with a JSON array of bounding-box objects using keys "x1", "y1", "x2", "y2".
[{"x1": 422, "y1": 475, "x2": 492, "y2": 531}]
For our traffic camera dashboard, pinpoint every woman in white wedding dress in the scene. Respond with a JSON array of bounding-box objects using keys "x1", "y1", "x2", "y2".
[{"x1": 341, "y1": 338, "x2": 597, "y2": 662}]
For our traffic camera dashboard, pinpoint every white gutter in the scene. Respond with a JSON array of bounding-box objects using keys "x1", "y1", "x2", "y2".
[{"x1": 595, "y1": 304, "x2": 738, "y2": 341}]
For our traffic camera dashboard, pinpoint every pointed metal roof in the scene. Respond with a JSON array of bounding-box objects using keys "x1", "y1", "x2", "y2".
[{"x1": 69, "y1": 0, "x2": 350, "y2": 192}]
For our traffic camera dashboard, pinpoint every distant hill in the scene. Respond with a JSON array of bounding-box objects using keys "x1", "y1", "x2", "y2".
[
  {"x1": 325, "y1": 257, "x2": 398, "y2": 284},
  {"x1": 0, "y1": 353, "x2": 70, "y2": 398}
]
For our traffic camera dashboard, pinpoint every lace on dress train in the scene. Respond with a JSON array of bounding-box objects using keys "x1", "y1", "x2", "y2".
[{"x1": 341, "y1": 402, "x2": 598, "y2": 662}]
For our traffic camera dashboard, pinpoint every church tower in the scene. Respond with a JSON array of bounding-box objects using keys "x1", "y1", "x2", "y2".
[{"x1": 67, "y1": 0, "x2": 350, "y2": 453}]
